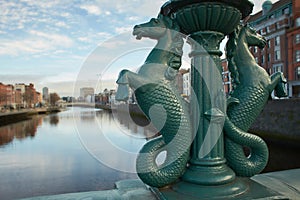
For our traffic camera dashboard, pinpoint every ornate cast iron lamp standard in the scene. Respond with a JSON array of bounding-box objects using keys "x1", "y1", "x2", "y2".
[
  {"x1": 151, "y1": 1, "x2": 252, "y2": 198},
  {"x1": 171, "y1": 3, "x2": 244, "y2": 185},
  {"x1": 116, "y1": 0, "x2": 288, "y2": 199},
  {"x1": 154, "y1": 0, "x2": 286, "y2": 199}
]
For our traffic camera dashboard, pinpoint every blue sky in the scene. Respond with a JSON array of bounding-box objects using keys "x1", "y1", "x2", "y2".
[{"x1": 0, "y1": 0, "x2": 277, "y2": 97}]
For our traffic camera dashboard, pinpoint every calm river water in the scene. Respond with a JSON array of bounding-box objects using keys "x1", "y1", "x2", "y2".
[{"x1": 0, "y1": 107, "x2": 156, "y2": 200}]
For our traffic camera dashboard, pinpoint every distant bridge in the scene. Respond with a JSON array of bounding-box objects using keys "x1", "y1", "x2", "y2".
[
  {"x1": 65, "y1": 102, "x2": 95, "y2": 107},
  {"x1": 65, "y1": 102, "x2": 112, "y2": 111}
]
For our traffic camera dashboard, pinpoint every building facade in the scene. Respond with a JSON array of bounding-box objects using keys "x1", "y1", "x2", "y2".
[
  {"x1": 42, "y1": 87, "x2": 49, "y2": 102},
  {"x1": 80, "y1": 87, "x2": 94, "y2": 98},
  {"x1": 221, "y1": 58, "x2": 232, "y2": 95},
  {"x1": 248, "y1": 0, "x2": 300, "y2": 97},
  {"x1": 287, "y1": 0, "x2": 300, "y2": 97},
  {"x1": 0, "y1": 83, "x2": 41, "y2": 109}
]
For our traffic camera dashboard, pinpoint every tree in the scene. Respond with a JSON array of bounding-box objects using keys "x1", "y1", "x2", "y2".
[
  {"x1": 23, "y1": 89, "x2": 33, "y2": 108},
  {"x1": 0, "y1": 93, "x2": 7, "y2": 107},
  {"x1": 49, "y1": 93, "x2": 60, "y2": 106}
]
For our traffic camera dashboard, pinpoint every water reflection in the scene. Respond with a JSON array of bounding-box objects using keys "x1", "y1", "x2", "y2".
[
  {"x1": 74, "y1": 107, "x2": 158, "y2": 173},
  {"x1": 0, "y1": 108, "x2": 156, "y2": 148},
  {"x1": 112, "y1": 106, "x2": 158, "y2": 140},
  {"x1": 49, "y1": 115, "x2": 59, "y2": 125},
  {"x1": 0, "y1": 107, "x2": 156, "y2": 200},
  {"x1": 0, "y1": 116, "x2": 42, "y2": 147}
]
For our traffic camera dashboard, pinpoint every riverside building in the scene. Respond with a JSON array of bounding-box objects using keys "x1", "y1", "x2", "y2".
[{"x1": 248, "y1": 0, "x2": 300, "y2": 97}]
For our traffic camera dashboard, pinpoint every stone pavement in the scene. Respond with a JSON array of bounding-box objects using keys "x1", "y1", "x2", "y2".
[
  {"x1": 20, "y1": 169, "x2": 300, "y2": 200},
  {"x1": 21, "y1": 179, "x2": 157, "y2": 200}
]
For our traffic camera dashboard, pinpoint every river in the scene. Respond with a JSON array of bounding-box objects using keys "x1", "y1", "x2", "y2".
[
  {"x1": 0, "y1": 107, "x2": 157, "y2": 200},
  {"x1": 1, "y1": 107, "x2": 299, "y2": 199}
]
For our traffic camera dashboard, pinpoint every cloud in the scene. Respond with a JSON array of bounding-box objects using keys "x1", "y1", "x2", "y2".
[
  {"x1": 0, "y1": 74, "x2": 46, "y2": 88},
  {"x1": 79, "y1": 4, "x2": 102, "y2": 15},
  {"x1": 29, "y1": 30, "x2": 73, "y2": 47},
  {"x1": 115, "y1": 26, "x2": 133, "y2": 34},
  {"x1": 19, "y1": 0, "x2": 63, "y2": 8},
  {"x1": 55, "y1": 21, "x2": 70, "y2": 29},
  {"x1": 101, "y1": 0, "x2": 165, "y2": 16},
  {"x1": 0, "y1": 30, "x2": 74, "y2": 56},
  {"x1": 42, "y1": 72, "x2": 78, "y2": 84},
  {"x1": 0, "y1": 40, "x2": 43, "y2": 56},
  {"x1": 128, "y1": 16, "x2": 141, "y2": 22},
  {"x1": 76, "y1": 31, "x2": 112, "y2": 45}
]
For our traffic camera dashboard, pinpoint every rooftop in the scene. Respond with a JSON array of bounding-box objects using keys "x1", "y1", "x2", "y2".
[{"x1": 249, "y1": 0, "x2": 292, "y2": 23}]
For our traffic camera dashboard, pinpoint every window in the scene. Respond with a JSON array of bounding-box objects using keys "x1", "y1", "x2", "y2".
[
  {"x1": 296, "y1": 50, "x2": 300, "y2": 62},
  {"x1": 296, "y1": 67, "x2": 300, "y2": 80},
  {"x1": 283, "y1": 7, "x2": 289, "y2": 15},
  {"x1": 268, "y1": 54, "x2": 271, "y2": 62},
  {"x1": 296, "y1": 34, "x2": 300, "y2": 44},
  {"x1": 276, "y1": 22, "x2": 280, "y2": 29},
  {"x1": 262, "y1": 55, "x2": 265, "y2": 64},
  {"x1": 273, "y1": 65, "x2": 282, "y2": 73},
  {"x1": 275, "y1": 50, "x2": 281, "y2": 60},
  {"x1": 296, "y1": 18, "x2": 300, "y2": 27},
  {"x1": 275, "y1": 36, "x2": 280, "y2": 46},
  {"x1": 255, "y1": 57, "x2": 259, "y2": 63},
  {"x1": 267, "y1": 40, "x2": 271, "y2": 48},
  {"x1": 254, "y1": 46, "x2": 258, "y2": 53}
]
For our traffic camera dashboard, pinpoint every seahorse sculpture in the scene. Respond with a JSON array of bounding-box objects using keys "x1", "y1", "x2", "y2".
[
  {"x1": 115, "y1": 14, "x2": 192, "y2": 188},
  {"x1": 224, "y1": 24, "x2": 288, "y2": 176}
]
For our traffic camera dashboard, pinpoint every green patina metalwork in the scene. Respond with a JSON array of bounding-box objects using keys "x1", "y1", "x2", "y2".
[
  {"x1": 115, "y1": 1, "x2": 289, "y2": 198},
  {"x1": 224, "y1": 24, "x2": 288, "y2": 177},
  {"x1": 115, "y1": 14, "x2": 192, "y2": 188}
]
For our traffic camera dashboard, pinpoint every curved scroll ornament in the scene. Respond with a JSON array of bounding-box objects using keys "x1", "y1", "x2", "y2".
[
  {"x1": 115, "y1": 14, "x2": 192, "y2": 187},
  {"x1": 224, "y1": 24, "x2": 288, "y2": 176}
]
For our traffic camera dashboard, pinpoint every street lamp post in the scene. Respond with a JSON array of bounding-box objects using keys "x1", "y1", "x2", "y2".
[
  {"x1": 115, "y1": 0, "x2": 288, "y2": 199},
  {"x1": 149, "y1": 1, "x2": 285, "y2": 199}
]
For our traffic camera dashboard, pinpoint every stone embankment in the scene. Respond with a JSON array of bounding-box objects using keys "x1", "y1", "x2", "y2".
[
  {"x1": 250, "y1": 98, "x2": 300, "y2": 143},
  {"x1": 249, "y1": 99, "x2": 300, "y2": 172},
  {"x1": 0, "y1": 108, "x2": 61, "y2": 126},
  {"x1": 116, "y1": 99, "x2": 300, "y2": 141}
]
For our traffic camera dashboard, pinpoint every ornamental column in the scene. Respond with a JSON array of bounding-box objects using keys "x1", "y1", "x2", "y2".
[{"x1": 155, "y1": 1, "x2": 254, "y2": 198}]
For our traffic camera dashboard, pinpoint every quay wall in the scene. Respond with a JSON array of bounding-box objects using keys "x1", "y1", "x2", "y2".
[
  {"x1": 117, "y1": 99, "x2": 300, "y2": 140},
  {"x1": 249, "y1": 99, "x2": 300, "y2": 172},
  {"x1": 0, "y1": 111, "x2": 30, "y2": 126},
  {"x1": 0, "y1": 108, "x2": 61, "y2": 126},
  {"x1": 116, "y1": 99, "x2": 300, "y2": 172},
  {"x1": 249, "y1": 99, "x2": 300, "y2": 142}
]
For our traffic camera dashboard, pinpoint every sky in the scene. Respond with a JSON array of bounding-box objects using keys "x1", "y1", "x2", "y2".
[{"x1": 0, "y1": 0, "x2": 278, "y2": 97}]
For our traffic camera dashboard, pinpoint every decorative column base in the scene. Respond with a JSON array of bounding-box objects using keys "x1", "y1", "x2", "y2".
[
  {"x1": 151, "y1": 178, "x2": 286, "y2": 200},
  {"x1": 182, "y1": 161, "x2": 235, "y2": 185}
]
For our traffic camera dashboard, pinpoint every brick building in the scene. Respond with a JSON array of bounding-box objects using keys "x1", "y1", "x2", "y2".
[
  {"x1": 248, "y1": 0, "x2": 300, "y2": 97},
  {"x1": 287, "y1": 0, "x2": 300, "y2": 97},
  {"x1": 221, "y1": 58, "x2": 232, "y2": 95},
  {"x1": 14, "y1": 89, "x2": 22, "y2": 109},
  {"x1": 6, "y1": 85, "x2": 15, "y2": 107},
  {"x1": 0, "y1": 83, "x2": 41, "y2": 109},
  {"x1": 0, "y1": 83, "x2": 7, "y2": 108}
]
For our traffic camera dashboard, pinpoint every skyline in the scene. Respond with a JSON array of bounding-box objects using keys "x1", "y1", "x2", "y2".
[{"x1": 0, "y1": 0, "x2": 278, "y2": 97}]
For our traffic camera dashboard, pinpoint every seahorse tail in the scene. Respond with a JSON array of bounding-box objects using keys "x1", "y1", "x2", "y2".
[
  {"x1": 271, "y1": 72, "x2": 288, "y2": 98},
  {"x1": 136, "y1": 136, "x2": 189, "y2": 188},
  {"x1": 134, "y1": 84, "x2": 191, "y2": 187},
  {"x1": 224, "y1": 117, "x2": 269, "y2": 177}
]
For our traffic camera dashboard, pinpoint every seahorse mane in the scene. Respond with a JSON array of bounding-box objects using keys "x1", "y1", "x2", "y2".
[
  {"x1": 160, "y1": 14, "x2": 184, "y2": 70},
  {"x1": 226, "y1": 24, "x2": 242, "y2": 89}
]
